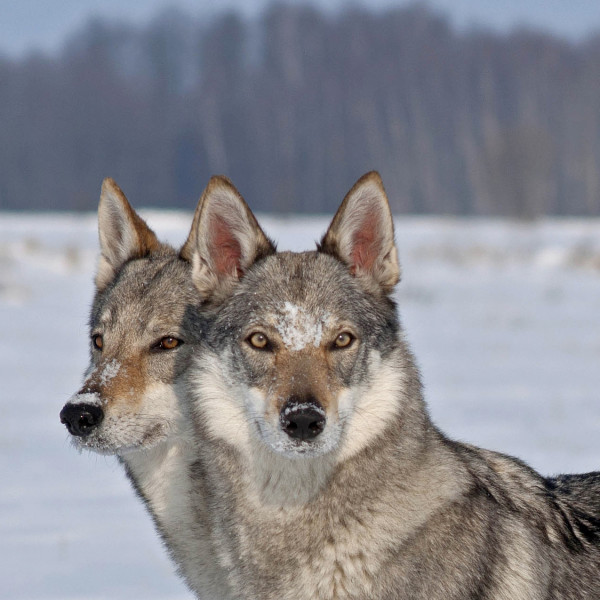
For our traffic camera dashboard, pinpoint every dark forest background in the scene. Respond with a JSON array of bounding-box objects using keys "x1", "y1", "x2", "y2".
[{"x1": 3, "y1": 3, "x2": 600, "y2": 216}]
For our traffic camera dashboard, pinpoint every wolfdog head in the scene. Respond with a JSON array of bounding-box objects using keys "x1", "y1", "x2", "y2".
[
  {"x1": 189, "y1": 172, "x2": 420, "y2": 463},
  {"x1": 58, "y1": 179, "x2": 246, "y2": 454}
]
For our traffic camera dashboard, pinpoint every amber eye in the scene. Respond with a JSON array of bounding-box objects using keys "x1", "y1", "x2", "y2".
[
  {"x1": 248, "y1": 332, "x2": 269, "y2": 350},
  {"x1": 92, "y1": 334, "x2": 103, "y2": 350},
  {"x1": 155, "y1": 337, "x2": 182, "y2": 351},
  {"x1": 334, "y1": 332, "x2": 354, "y2": 349}
]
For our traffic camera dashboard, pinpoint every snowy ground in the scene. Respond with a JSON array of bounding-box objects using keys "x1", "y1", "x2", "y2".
[{"x1": 1, "y1": 212, "x2": 599, "y2": 599}]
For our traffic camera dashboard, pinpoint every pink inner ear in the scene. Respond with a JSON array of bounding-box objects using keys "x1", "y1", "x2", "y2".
[
  {"x1": 350, "y1": 212, "x2": 380, "y2": 274},
  {"x1": 211, "y1": 215, "x2": 243, "y2": 277}
]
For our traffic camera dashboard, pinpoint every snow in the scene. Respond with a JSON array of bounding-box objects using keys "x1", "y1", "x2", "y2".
[
  {"x1": 68, "y1": 392, "x2": 103, "y2": 407},
  {"x1": 98, "y1": 359, "x2": 121, "y2": 386},
  {"x1": 1, "y1": 212, "x2": 600, "y2": 599},
  {"x1": 282, "y1": 402, "x2": 326, "y2": 418},
  {"x1": 274, "y1": 302, "x2": 329, "y2": 351}
]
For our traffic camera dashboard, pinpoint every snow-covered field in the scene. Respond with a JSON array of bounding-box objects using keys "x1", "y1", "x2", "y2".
[{"x1": 1, "y1": 212, "x2": 599, "y2": 599}]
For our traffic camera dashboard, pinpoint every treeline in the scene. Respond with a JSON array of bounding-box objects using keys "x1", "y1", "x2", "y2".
[{"x1": 2, "y1": 4, "x2": 600, "y2": 216}]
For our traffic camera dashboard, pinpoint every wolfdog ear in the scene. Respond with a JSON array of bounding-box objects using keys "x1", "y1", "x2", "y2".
[
  {"x1": 96, "y1": 178, "x2": 160, "y2": 291},
  {"x1": 182, "y1": 175, "x2": 276, "y2": 300},
  {"x1": 318, "y1": 171, "x2": 400, "y2": 293}
]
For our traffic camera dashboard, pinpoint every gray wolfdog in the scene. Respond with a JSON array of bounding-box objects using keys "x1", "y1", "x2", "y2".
[
  {"x1": 59, "y1": 178, "x2": 243, "y2": 597},
  {"x1": 182, "y1": 172, "x2": 600, "y2": 599}
]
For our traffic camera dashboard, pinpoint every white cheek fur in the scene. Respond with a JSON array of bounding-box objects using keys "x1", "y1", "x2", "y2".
[{"x1": 337, "y1": 350, "x2": 404, "y2": 462}]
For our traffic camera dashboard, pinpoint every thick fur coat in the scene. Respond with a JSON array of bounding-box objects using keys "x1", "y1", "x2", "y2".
[
  {"x1": 62, "y1": 173, "x2": 600, "y2": 600},
  {"x1": 184, "y1": 172, "x2": 600, "y2": 599}
]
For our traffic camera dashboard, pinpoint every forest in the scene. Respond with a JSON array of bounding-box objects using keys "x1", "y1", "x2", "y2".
[{"x1": 2, "y1": 3, "x2": 600, "y2": 216}]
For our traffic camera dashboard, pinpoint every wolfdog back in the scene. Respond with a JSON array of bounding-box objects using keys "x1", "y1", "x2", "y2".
[{"x1": 185, "y1": 172, "x2": 600, "y2": 599}]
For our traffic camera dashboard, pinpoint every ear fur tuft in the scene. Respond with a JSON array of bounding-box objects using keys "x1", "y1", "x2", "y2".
[
  {"x1": 179, "y1": 192, "x2": 204, "y2": 263},
  {"x1": 318, "y1": 171, "x2": 400, "y2": 293},
  {"x1": 186, "y1": 175, "x2": 276, "y2": 300},
  {"x1": 95, "y1": 178, "x2": 161, "y2": 291}
]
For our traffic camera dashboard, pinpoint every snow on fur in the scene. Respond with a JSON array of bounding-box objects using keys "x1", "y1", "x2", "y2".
[{"x1": 274, "y1": 302, "x2": 330, "y2": 351}]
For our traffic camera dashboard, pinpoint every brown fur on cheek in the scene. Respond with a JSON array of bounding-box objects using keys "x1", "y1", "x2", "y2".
[{"x1": 81, "y1": 356, "x2": 148, "y2": 411}]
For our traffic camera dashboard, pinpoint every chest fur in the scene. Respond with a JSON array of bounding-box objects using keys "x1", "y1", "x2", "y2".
[
  {"x1": 122, "y1": 441, "x2": 233, "y2": 599},
  {"x1": 224, "y1": 500, "x2": 383, "y2": 599},
  {"x1": 208, "y1": 443, "x2": 473, "y2": 600},
  {"x1": 209, "y1": 457, "x2": 410, "y2": 600}
]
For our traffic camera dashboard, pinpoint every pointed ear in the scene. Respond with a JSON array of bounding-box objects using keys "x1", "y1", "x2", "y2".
[
  {"x1": 318, "y1": 171, "x2": 400, "y2": 293},
  {"x1": 179, "y1": 190, "x2": 204, "y2": 264},
  {"x1": 95, "y1": 178, "x2": 160, "y2": 291},
  {"x1": 185, "y1": 175, "x2": 276, "y2": 300}
]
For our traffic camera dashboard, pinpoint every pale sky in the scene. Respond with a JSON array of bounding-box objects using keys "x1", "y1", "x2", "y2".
[{"x1": 2, "y1": 0, "x2": 600, "y2": 59}]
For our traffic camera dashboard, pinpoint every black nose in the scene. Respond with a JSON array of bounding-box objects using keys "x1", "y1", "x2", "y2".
[
  {"x1": 280, "y1": 400, "x2": 326, "y2": 440},
  {"x1": 60, "y1": 403, "x2": 104, "y2": 437}
]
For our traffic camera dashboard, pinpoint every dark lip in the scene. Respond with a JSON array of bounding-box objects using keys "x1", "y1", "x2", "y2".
[{"x1": 140, "y1": 422, "x2": 165, "y2": 445}]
